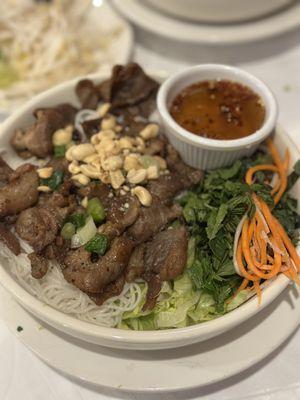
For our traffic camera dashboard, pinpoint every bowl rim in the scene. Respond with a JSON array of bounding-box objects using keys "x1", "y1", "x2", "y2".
[
  {"x1": 0, "y1": 70, "x2": 293, "y2": 346},
  {"x1": 157, "y1": 64, "x2": 278, "y2": 151}
]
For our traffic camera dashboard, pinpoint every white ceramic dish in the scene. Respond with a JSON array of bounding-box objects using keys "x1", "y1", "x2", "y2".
[
  {"x1": 145, "y1": 0, "x2": 293, "y2": 23},
  {"x1": 0, "y1": 283, "x2": 299, "y2": 392},
  {"x1": 157, "y1": 64, "x2": 277, "y2": 169},
  {"x1": 112, "y1": 0, "x2": 300, "y2": 45},
  {"x1": 0, "y1": 1, "x2": 133, "y2": 114},
  {"x1": 0, "y1": 71, "x2": 297, "y2": 351}
]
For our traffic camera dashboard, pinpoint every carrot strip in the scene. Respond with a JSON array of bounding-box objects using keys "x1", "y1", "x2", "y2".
[
  {"x1": 283, "y1": 149, "x2": 290, "y2": 171},
  {"x1": 245, "y1": 164, "x2": 278, "y2": 186},
  {"x1": 273, "y1": 217, "x2": 300, "y2": 271},
  {"x1": 253, "y1": 280, "x2": 262, "y2": 305},
  {"x1": 266, "y1": 138, "x2": 287, "y2": 204},
  {"x1": 236, "y1": 239, "x2": 260, "y2": 281},
  {"x1": 237, "y1": 278, "x2": 249, "y2": 293}
]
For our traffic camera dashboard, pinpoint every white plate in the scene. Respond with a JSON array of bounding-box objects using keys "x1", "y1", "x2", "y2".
[
  {"x1": 0, "y1": 1, "x2": 133, "y2": 115},
  {"x1": 0, "y1": 283, "x2": 299, "y2": 393},
  {"x1": 111, "y1": 0, "x2": 300, "y2": 45},
  {"x1": 0, "y1": 69, "x2": 299, "y2": 350}
]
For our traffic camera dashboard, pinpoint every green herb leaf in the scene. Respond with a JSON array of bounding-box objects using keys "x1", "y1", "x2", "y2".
[
  {"x1": 40, "y1": 170, "x2": 64, "y2": 191},
  {"x1": 87, "y1": 197, "x2": 106, "y2": 224},
  {"x1": 61, "y1": 222, "x2": 76, "y2": 240},
  {"x1": 206, "y1": 203, "x2": 228, "y2": 240},
  {"x1": 67, "y1": 213, "x2": 86, "y2": 229},
  {"x1": 85, "y1": 233, "x2": 108, "y2": 255},
  {"x1": 54, "y1": 145, "x2": 66, "y2": 158}
]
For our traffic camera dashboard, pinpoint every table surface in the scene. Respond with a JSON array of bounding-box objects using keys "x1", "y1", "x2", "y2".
[{"x1": 1, "y1": 15, "x2": 300, "y2": 400}]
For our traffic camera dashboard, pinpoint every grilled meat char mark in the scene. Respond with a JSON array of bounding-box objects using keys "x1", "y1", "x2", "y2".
[
  {"x1": 0, "y1": 164, "x2": 39, "y2": 217},
  {"x1": 62, "y1": 236, "x2": 134, "y2": 294}
]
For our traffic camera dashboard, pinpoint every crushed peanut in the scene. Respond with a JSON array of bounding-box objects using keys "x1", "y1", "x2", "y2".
[
  {"x1": 97, "y1": 102, "x2": 111, "y2": 118},
  {"x1": 139, "y1": 124, "x2": 159, "y2": 140},
  {"x1": 64, "y1": 113, "x2": 167, "y2": 206},
  {"x1": 131, "y1": 186, "x2": 152, "y2": 207},
  {"x1": 37, "y1": 167, "x2": 53, "y2": 179},
  {"x1": 37, "y1": 185, "x2": 51, "y2": 193},
  {"x1": 81, "y1": 196, "x2": 88, "y2": 208}
]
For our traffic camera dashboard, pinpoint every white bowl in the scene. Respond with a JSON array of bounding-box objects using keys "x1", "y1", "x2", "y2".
[
  {"x1": 0, "y1": 71, "x2": 297, "y2": 350},
  {"x1": 146, "y1": 0, "x2": 293, "y2": 23},
  {"x1": 157, "y1": 64, "x2": 278, "y2": 170}
]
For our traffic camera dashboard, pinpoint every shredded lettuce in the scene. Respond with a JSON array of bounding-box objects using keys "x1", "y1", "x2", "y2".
[{"x1": 121, "y1": 274, "x2": 249, "y2": 330}]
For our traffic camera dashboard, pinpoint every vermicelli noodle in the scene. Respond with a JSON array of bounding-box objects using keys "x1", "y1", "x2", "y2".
[{"x1": 0, "y1": 244, "x2": 142, "y2": 327}]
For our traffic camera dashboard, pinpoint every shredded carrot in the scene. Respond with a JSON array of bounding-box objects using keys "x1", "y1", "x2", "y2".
[
  {"x1": 245, "y1": 164, "x2": 278, "y2": 186},
  {"x1": 237, "y1": 278, "x2": 249, "y2": 293},
  {"x1": 233, "y1": 138, "x2": 299, "y2": 304},
  {"x1": 266, "y1": 138, "x2": 287, "y2": 204},
  {"x1": 283, "y1": 149, "x2": 290, "y2": 171},
  {"x1": 253, "y1": 280, "x2": 262, "y2": 305}
]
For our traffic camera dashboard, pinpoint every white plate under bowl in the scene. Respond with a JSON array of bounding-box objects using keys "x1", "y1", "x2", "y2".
[
  {"x1": 111, "y1": 0, "x2": 300, "y2": 45},
  {"x1": 0, "y1": 284, "x2": 299, "y2": 392},
  {"x1": 0, "y1": 71, "x2": 298, "y2": 350}
]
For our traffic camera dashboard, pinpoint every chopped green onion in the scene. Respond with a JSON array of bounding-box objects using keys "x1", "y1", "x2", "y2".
[
  {"x1": 40, "y1": 170, "x2": 64, "y2": 190},
  {"x1": 67, "y1": 213, "x2": 86, "y2": 229},
  {"x1": 85, "y1": 233, "x2": 108, "y2": 255},
  {"x1": 71, "y1": 216, "x2": 97, "y2": 248},
  {"x1": 61, "y1": 222, "x2": 75, "y2": 240},
  {"x1": 87, "y1": 197, "x2": 106, "y2": 223},
  {"x1": 54, "y1": 145, "x2": 66, "y2": 158},
  {"x1": 140, "y1": 155, "x2": 160, "y2": 169}
]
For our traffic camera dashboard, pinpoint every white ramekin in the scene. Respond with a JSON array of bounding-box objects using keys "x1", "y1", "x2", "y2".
[{"x1": 157, "y1": 64, "x2": 278, "y2": 170}]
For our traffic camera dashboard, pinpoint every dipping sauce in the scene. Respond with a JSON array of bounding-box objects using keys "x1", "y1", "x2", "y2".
[{"x1": 170, "y1": 80, "x2": 265, "y2": 140}]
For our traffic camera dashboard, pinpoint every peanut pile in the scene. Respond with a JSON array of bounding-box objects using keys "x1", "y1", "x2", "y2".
[{"x1": 45, "y1": 104, "x2": 169, "y2": 207}]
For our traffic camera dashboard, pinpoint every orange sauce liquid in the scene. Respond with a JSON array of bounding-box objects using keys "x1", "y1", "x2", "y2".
[{"x1": 170, "y1": 80, "x2": 265, "y2": 140}]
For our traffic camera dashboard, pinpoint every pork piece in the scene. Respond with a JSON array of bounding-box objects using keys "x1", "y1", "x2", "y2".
[
  {"x1": 45, "y1": 157, "x2": 70, "y2": 174},
  {"x1": 98, "y1": 63, "x2": 158, "y2": 117},
  {"x1": 11, "y1": 108, "x2": 67, "y2": 158},
  {"x1": 127, "y1": 200, "x2": 181, "y2": 243},
  {"x1": 142, "y1": 273, "x2": 162, "y2": 311},
  {"x1": 28, "y1": 252, "x2": 49, "y2": 279},
  {"x1": 89, "y1": 274, "x2": 125, "y2": 306},
  {"x1": 0, "y1": 164, "x2": 39, "y2": 217},
  {"x1": 16, "y1": 208, "x2": 59, "y2": 253},
  {"x1": 0, "y1": 156, "x2": 12, "y2": 185},
  {"x1": 0, "y1": 222, "x2": 21, "y2": 255},
  {"x1": 81, "y1": 118, "x2": 101, "y2": 137},
  {"x1": 76, "y1": 79, "x2": 99, "y2": 109},
  {"x1": 145, "y1": 226, "x2": 188, "y2": 281},
  {"x1": 125, "y1": 243, "x2": 146, "y2": 282},
  {"x1": 143, "y1": 226, "x2": 188, "y2": 310},
  {"x1": 62, "y1": 236, "x2": 134, "y2": 294},
  {"x1": 146, "y1": 168, "x2": 203, "y2": 204},
  {"x1": 99, "y1": 195, "x2": 140, "y2": 241},
  {"x1": 34, "y1": 104, "x2": 78, "y2": 125},
  {"x1": 78, "y1": 182, "x2": 113, "y2": 209},
  {"x1": 16, "y1": 188, "x2": 75, "y2": 253}
]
